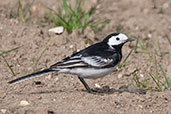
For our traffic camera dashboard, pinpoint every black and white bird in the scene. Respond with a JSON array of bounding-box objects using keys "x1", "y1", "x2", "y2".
[{"x1": 8, "y1": 33, "x2": 134, "y2": 93}]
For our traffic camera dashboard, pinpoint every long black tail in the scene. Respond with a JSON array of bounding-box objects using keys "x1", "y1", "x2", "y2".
[{"x1": 8, "y1": 69, "x2": 55, "y2": 84}]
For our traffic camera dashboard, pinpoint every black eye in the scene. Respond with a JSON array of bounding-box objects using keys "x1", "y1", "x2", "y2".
[{"x1": 116, "y1": 37, "x2": 120, "y2": 41}]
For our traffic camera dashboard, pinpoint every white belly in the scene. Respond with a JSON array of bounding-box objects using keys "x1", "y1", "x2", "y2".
[{"x1": 69, "y1": 67, "x2": 116, "y2": 79}]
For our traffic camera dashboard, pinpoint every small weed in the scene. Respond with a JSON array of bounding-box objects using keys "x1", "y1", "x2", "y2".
[
  {"x1": 149, "y1": 56, "x2": 163, "y2": 91},
  {"x1": 90, "y1": 19, "x2": 110, "y2": 33},
  {"x1": 16, "y1": 0, "x2": 35, "y2": 23},
  {"x1": 138, "y1": 40, "x2": 146, "y2": 50},
  {"x1": 158, "y1": 8, "x2": 164, "y2": 14},
  {"x1": 133, "y1": 38, "x2": 139, "y2": 53},
  {"x1": 46, "y1": 0, "x2": 108, "y2": 34},
  {"x1": 133, "y1": 71, "x2": 152, "y2": 90},
  {"x1": 147, "y1": 52, "x2": 153, "y2": 63},
  {"x1": 133, "y1": 38, "x2": 146, "y2": 52},
  {"x1": 115, "y1": 24, "x2": 124, "y2": 33},
  {"x1": 0, "y1": 47, "x2": 21, "y2": 77},
  {"x1": 165, "y1": 34, "x2": 171, "y2": 46},
  {"x1": 85, "y1": 39, "x2": 93, "y2": 45},
  {"x1": 148, "y1": 56, "x2": 171, "y2": 90},
  {"x1": 151, "y1": 39, "x2": 162, "y2": 56},
  {"x1": 2, "y1": 56, "x2": 17, "y2": 77},
  {"x1": 149, "y1": 73, "x2": 163, "y2": 91},
  {"x1": 0, "y1": 47, "x2": 20, "y2": 56},
  {"x1": 32, "y1": 48, "x2": 48, "y2": 72},
  {"x1": 159, "y1": 64, "x2": 171, "y2": 88},
  {"x1": 35, "y1": 22, "x2": 49, "y2": 27},
  {"x1": 44, "y1": 59, "x2": 50, "y2": 68},
  {"x1": 118, "y1": 48, "x2": 134, "y2": 68},
  {"x1": 16, "y1": 0, "x2": 26, "y2": 23}
]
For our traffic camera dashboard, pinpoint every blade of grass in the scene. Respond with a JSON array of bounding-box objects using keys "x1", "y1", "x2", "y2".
[
  {"x1": 159, "y1": 64, "x2": 171, "y2": 87},
  {"x1": 90, "y1": 19, "x2": 110, "y2": 33},
  {"x1": 16, "y1": 0, "x2": 20, "y2": 18},
  {"x1": 46, "y1": 13, "x2": 58, "y2": 26},
  {"x1": 151, "y1": 40, "x2": 161, "y2": 56},
  {"x1": 33, "y1": 48, "x2": 47, "y2": 72},
  {"x1": 134, "y1": 39, "x2": 138, "y2": 53},
  {"x1": 47, "y1": 7, "x2": 69, "y2": 26},
  {"x1": 2, "y1": 55, "x2": 16, "y2": 77},
  {"x1": 0, "y1": 46, "x2": 21, "y2": 56},
  {"x1": 133, "y1": 72, "x2": 152, "y2": 90},
  {"x1": 17, "y1": 0, "x2": 26, "y2": 23},
  {"x1": 138, "y1": 40, "x2": 146, "y2": 50},
  {"x1": 0, "y1": 47, "x2": 20, "y2": 77},
  {"x1": 149, "y1": 73, "x2": 162, "y2": 91},
  {"x1": 35, "y1": 21, "x2": 48, "y2": 27},
  {"x1": 119, "y1": 48, "x2": 134, "y2": 68},
  {"x1": 165, "y1": 34, "x2": 171, "y2": 46},
  {"x1": 46, "y1": 0, "x2": 109, "y2": 34}
]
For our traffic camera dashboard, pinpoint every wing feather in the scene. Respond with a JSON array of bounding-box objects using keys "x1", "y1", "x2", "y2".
[
  {"x1": 81, "y1": 56, "x2": 113, "y2": 67},
  {"x1": 50, "y1": 55, "x2": 113, "y2": 69}
]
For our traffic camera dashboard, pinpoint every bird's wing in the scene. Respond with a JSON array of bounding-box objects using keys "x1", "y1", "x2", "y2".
[
  {"x1": 50, "y1": 42, "x2": 118, "y2": 69},
  {"x1": 50, "y1": 55, "x2": 114, "y2": 69},
  {"x1": 81, "y1": 56, "x2": 113, "y2": 67}
]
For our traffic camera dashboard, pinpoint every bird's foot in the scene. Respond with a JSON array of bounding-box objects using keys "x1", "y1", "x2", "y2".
[{"x1": 87, "y1": 89, "x2": 104, "y2": 95}]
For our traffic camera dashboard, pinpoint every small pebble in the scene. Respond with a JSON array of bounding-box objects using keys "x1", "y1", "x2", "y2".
[
  {"x1": 147, "y1": 34, "x2": 152, "y2": 38},
  {"x1": 36, "y1": 96, "x2": 42, "y2": 100},
  {"x1": 139, "y1": 74, "x2": 144, "y2": 78},
  {"x1": 1, "y1": 109, "x2": 7, "y2": 113},
  {"x1": 163, "y1": 3, "x2": 169, "y2": 9},
  {"x1": 95, "y1": 83, "x2": 101, "y2": 88},
  {"x1": 142, "y1": 8, "x2": 149, "y2": 14},
  {"x1": 69, "y1": 45, "x2": 73, "y2": 49},
  {"x1": 19, "y1": 100, "x2": 30, "y2": 106},
  {"x1": 45, "y1": 74, "x2": 52, "y2": 80},
  {"x1": 48, "y1": 26, "x2": 64, "y2": 34},
  {"x1": 55, "y1": 77, "x2": 59, "y2": 81},
  {"x1": 138, "y1": 105, "x2": 143, "y2": 108},
  {"x1": 118, "y1": 74, "x2": 123, "y2": 78}
]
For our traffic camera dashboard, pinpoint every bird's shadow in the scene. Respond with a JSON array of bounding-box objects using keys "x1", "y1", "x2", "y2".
[
  {"x1": 90, "y1": 85, "x2": 147, "y2": 95},
  {"x1": 30, "y1": 85, "x2": 147, "y2": 95}
]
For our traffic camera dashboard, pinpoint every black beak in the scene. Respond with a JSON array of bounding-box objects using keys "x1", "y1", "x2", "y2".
[{"x1": 126, "y1": 38, "x2": 135, "y2": 42}]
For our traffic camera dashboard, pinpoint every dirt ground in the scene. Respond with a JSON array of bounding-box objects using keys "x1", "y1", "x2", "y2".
[{"x1": 0, "y1": 0, "x2": 171, "y2": 114}]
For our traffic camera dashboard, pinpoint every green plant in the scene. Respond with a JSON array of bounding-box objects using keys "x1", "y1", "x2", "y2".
[
  {"x1": 133, "y1": 39, "x2": 139, "y2": 53},
  {"x1": 16, "y1": 0, "x2": 34, "y2": 23},
  {"x1": 0, "y1": 47, "x2": 20, "y2": 56},
  {"x1": 16, "y1": 0, "x2": 26, "y2": 23},
  {"x1": 147, "y1": 56, "x2": 171, "y2": 91},
  {"x1": 149, "y1": 73, "x2": 163, "y2": 91},
  {"x1": 115, "y1": 24, "x2": 124, "y2": 33},
  {"x1": 0, "y1": 47, "x2": 21, "y2": 76},
  {"x1": 138, "y1": 40, "x2": 146, "y2": 50},
  {"x1": 159, "y1": 64, "x2": 171, "y2": 88},
  {"x1": 118, "y1": 48, "x2": 134, "y2": 68},
  {"x1": 46, "y1": 0, "x2": 108, "y2": 34},
  {"x1": 133, "y1": 38, "x2": 146, "y2": 53},
  {"x1": 165, "y1": 34, "x2": 171, "y2": 46},
  {"x1": 32, "y1": 48, "x2": 48, "y2": 72},
  {"x1": 133, "y1": 71, "x2": 152, "y2": 90},
  {"x1": 151, "y1": 39, "x2": 162, "y2": 56},
  {"x1": 90, "y1": 19, "x2": 110, "y2": 33},
  {"x1": 2, "y1": 56, "x2": 17, "y2": 77}
]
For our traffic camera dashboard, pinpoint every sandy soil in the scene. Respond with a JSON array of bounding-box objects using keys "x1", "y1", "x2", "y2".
[{"x1": 0, "y1": 0, "x2": 171, "y2": 114}]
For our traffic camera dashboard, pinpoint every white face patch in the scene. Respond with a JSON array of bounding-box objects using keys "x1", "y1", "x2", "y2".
[{"x1": 107, "y1": 33, "x2": 129, "y2": 47}]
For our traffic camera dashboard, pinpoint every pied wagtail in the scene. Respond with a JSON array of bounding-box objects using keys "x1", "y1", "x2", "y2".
[{"x1": 8, "y1": 33, "x2": 134, "y2": 93}]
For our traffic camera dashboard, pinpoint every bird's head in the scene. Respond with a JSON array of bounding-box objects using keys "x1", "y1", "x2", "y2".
[{"x1": 103, "y1": 33, "x2": 134, "y2": 49}]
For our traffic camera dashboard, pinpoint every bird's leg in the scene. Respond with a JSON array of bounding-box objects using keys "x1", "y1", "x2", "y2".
[{"x1": 78, "y1": 77, "x2": 94, "y2": 93}]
